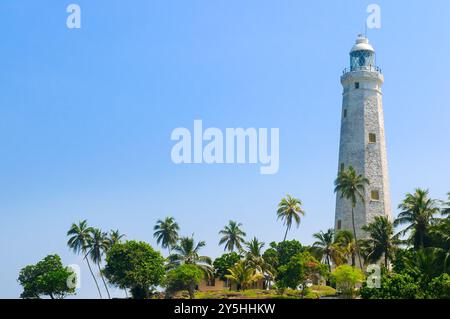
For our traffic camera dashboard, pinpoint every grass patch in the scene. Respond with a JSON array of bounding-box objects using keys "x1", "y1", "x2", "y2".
[{"x1": 193, "y1": 286, "x2": 336, "y2": 299}]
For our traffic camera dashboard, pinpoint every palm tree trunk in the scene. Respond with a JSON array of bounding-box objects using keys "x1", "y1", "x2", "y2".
[
  {"x1": 283, "y1": 227, "x2": 289, "y2": 241},
  {"x1": 385, "y1": 254, "x2": 388, "y2": 269},
  {"x1": 351, "y1": 205, "x2": 363, "y2": 269},
  {"x1": 326, "y1": 255, "x2": 331, "y2": 273},
  {"x1": 98, "y1": 263, "x2": 111, "y2": 299},
  {"x1": 85, "y1": 256, "x2": 102, "y2": 299}
]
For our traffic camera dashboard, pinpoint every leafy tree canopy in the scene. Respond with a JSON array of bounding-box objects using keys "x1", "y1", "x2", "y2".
[
  {"x1": 103, "y1": 240, "x2": 165, "y2": 299},
  {"x1": 18, "y1": 254, "x2": 75, "y2": 299},
  {"x1": 165, "y1": 264, "x2": 203, "y2": 299},
  {"x1": 213, "y1": 252, "x2": 241, "y2": 280},
  {"x1": 276, "y1": 252, "x2": 327, "y2": 295}
]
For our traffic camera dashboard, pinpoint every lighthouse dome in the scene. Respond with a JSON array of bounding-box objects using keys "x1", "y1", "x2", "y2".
[{"x1": 350, "y1": 35, "x2": 375, "y2": 53}]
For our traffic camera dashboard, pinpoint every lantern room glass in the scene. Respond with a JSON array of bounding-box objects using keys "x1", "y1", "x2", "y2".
[{"x1": 350, "y1": 50, "x2": 375, "y2": 71}]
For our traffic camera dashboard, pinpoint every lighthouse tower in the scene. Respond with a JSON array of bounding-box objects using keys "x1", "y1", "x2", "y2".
[{"x1": 334, "y1": 35, "x2": 392, "y2": 239}]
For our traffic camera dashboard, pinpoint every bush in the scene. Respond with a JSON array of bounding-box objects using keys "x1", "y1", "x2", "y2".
[
  {"x1": 332, "y1": 265, "x2": 364, "y2": 299},
  {"x1": 360, "y1": 273, "x2": 420, "y2": 299},
  {"x1": 425, "y1": 273, "x2": 450, "y2": 299}
]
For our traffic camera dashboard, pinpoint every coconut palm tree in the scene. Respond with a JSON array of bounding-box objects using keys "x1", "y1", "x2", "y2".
[
  {"x1": 88, "y1": 228, "x2": 111, "y2": 299},
  {"x1": 334, "y1": 165, "x2": 369, "y2": 268},
  {"x1": 108, "y1": 229, "x2": 125, "y2": 246},
  {"x1": 335, "y1": 230, "x2": 358, "y2": 267},
  {"x1": 394, "y1": 189, "x2": 440, "y2": 249},
  {"x1": 225, "y1": 260, "x2": 264, "y2": 291},
  {"x1": 441, "y1": 192, "x2": 450, "y2": 217},
  {"x1": 67, "y1": 220, "x2": 102, "y2": 298},
  {"x1": 429, "y1": 217, "x2": 450, "y2": 272},
  {"x1": 361, "y1": 216, "x2": 399, "y2": 268},
  {"x1": 312, "y1": 229, "x2": 335, "y2": 272},
  {"x1": 168, "y1": 235, "x2": 213, "y2": 276},
  {"x1": 245, "y1": 237, "x2": 274, "y2": 288},
  {"x1": 219, "y1": 221, "x2": 246, "y2": 252},
  {"x1": 277, "y1": 195, "x2": 305, "y2": 241},
  {"x1": 153, "y1": 217, "x2": 179, "y2": 254}
]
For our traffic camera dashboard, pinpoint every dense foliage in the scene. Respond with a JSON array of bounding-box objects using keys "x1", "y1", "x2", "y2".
[
  {"x1": 18, "y1": 254, "x2": 75, "y2": 299},
  {"x1": 165, "y1": 264, "x2": 204, "y2": 299},
  {"x1": 103, "y1": 241, "x2": 165, "y2": 299}
]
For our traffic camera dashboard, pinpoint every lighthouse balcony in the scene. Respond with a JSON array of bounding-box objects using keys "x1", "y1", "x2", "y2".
[{"x1": 342, "y1": 65, "x2": 382, "y2": 75}]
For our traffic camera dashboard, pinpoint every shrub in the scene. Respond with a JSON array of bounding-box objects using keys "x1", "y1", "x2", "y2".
[{"x1": 332, "y1": 265, "x2": 364, "y2": 299}]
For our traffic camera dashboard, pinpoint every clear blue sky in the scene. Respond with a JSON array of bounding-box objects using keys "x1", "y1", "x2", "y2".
[{"x1": 1, "y1": 0, "x2": 449, "y2": 298}]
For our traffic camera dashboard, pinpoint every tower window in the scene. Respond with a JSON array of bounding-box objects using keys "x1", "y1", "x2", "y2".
[
  {"x1": 343, "y1": 109, "x2": 347, "y2": 118},
  {"x1": 340, "y1": 163, "x2": 345, "y2": 171},
  {"x1": 337, "y1": 220, "x2": 342, "y2": 230},
  {"x1": 355, "y1": 82, "x2": 360, "y2": 89},
  {"x1": 369, "y1": 133, "x2": 377, "y2": 143},
  {"x1": 371, "y1": 190, "x2": 380, "y2": 201}
]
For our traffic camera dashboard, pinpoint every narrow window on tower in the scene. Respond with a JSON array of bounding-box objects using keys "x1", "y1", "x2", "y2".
[
  {"x1": 371, "y1": 190, "x2": 380, "y2": 201},
  {"x1": 355, "y1": 82, "x2": 360, "y2": 89},
  {"x1": 369, "y1": 133, "x2": 377, "y2": 143},
  {"x1": 343, "y1": 109, "x2": 347, "y2": 118},
  {"x1": 340, "y1": 163, "x2": 345, "y2": 171},
  {"x1": 337, "y1": 220, "x2": 342, "y2": 230}
]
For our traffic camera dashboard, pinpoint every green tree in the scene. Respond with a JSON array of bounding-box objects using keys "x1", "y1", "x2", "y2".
[
  {"x1": 360, "y1": 272, "x2": 420, "y2": 299},
  {"x1": 168, "y1": 236, "x2": 213, "y2": 276},
  {"x1": 276, "y1": 252, "x2": 327, "y2": 296},
  {"x1": 312, "y1": 229, "x2": 335, "y2": 272},
  {"x1": 103, "y1": 241, "x2": 165, "y2": 299},
  {"x1": 334, "y1": 165, "x2": 369, "y2": 269},
  {"x1": 225, "y1": 260, "x2": 263, "y2": 291},
  {"x1": 153, "y1": 217, "x2": 179, "y2": 254},
  {"x1": 213, "y1": 252, "x2": 241, "y2": 281},
  {"x1": 18, "y1": 255, "x2": 75, "y2": 299},
  {"x1": 165, "y1": 264, "x2": 204, "y2": 299},
  {"x1": 218, "y1": 220, "x2": 246, "y2": 252},
  {"x1": 264, "y1": 240, "x2": 304, "y2": 270},
  {"x1": 88, "y1": 228, "x2": 111, "y2": 299},
  {"x1": 332, "y1": 265, "x2": 364, "y2": 299},
  {"x1": 361, "y1": 216, "x2": 399, "y2": 268},
  {"x1": 277, "y1": 195, "x2": 305, "y2": 241},
  {"x1": 426, "y1": 273, "x2": 450, "y2": 299},
  {"x1": 394, "y1": 189, "x2": 439, "y2": 249},
  {"x1": 67, "y1": 220, "x2": 102, "y2": 298}
]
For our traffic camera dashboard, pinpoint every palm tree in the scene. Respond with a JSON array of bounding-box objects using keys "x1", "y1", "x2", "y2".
[
  {"x1": 219, "y1": 221, "x2": 246, "y2": 252},
  {"x1": 67, "y1": 220, "x2": 102, "y2": 298},
  {"x1": 108, "y1": 229, "x2": 125, "y2": 246},
  {"x1": 168, "y1": 235, "x2": 213, "y2": 276},
  {"x1": 153, "y1": 217, "x2": 179, "y2": 254},
  {"x1": 441, "y1": 192, "x2": 450, "y2": 217},
  {"x1": 429, "y1": 217, "x2": 450, "y2": 272},
  {"x1": 334, "y1": 165, "x2": 369, "y2": 268},
  {"x1": 335, "y1": 230, "x2": 358, "y2": 267},
  {"x1": 361, "y1": 216, "x2": 399, "y2": 268},
  {"x1": 277, "y1": 195, "x2": 305, "y2": 241},
  {"x1": 88, "y1": 228, "x2": 111, "y2": 299},
  {"x1": 394, "y1": 189, "x2": 440, "y2": 249},
  {"x1": 245, "y1": 237, "x2": 274, "y2": 288},
  {"x1": 225, "y1": 260, "x2": 264, "y2": 291},
  {"x1": 312, "y1": 229, "x2": 335, "y2": 272}
]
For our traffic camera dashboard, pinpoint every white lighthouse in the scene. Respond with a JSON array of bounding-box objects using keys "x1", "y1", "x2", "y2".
[{"x1": 334, "y1": 35, "x2": 392, "y2": 239}]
